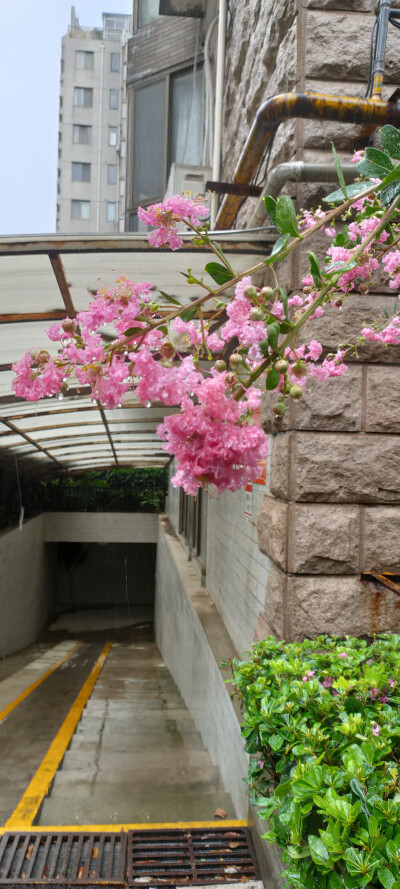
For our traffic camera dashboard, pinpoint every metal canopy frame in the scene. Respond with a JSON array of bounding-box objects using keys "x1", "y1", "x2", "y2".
[{"x1": 0, "y1": 231, "x2": 271, "y2": 479}]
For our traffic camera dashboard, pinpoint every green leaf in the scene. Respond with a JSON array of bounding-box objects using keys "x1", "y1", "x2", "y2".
[
  {"x1": 350, "y1": 778, "x2": 366, "y2": 801},
  {"x1": 380, "y1": 125, "x2": 400, "y2": 160},
  {"x1": 308, "y1": 251, "x2": 323, "y2": 288},
  {"x1": 269, "y1": 733, "x2": 285, "y2": 751},
  {"x1": 279, "y1": 288, "x2": 289, "y2": 320},
  {"x1": 180, "y1": 306, "x2": 198, "y2": 323},
  {"x1": 275, "y1": 195, "x2": 301, "y2": 238},
  {"x1": 264, "y1": 194, "x2": 277, "y2": 226},
  {"x1": 357, "y1": 147, "x2": 394, "y2": 179},
  {"x1": 264, "y1": 233, "x2": 291, "y2": 264},
  {"x1": 380, "y1": 178, "x2": 400, "y2": 207},
  {"x1": 123, "y1": 326, "x2": 145, "y2": 338},
  {"x1": 158, "y1": 290, "x2": 181, "y2": 306},
  {"x1": 332, "y1": 142, "x2": 349, "y2": 199},
  {"x1": 259, "y1": 339, "x2": 270, "y2": 358},
  {"x1": 205, "y1": 262, "x2": 234, "y2": 285},
  {"x1": 379, "y1": 166, "x2": 400, "y2": 188},
  {"x1": 323, "y1": 181, "x2": 376, "y2": 203},
  {"x1": 369, "y1": 816, "x2": 380, "y2": 838},
  {"x1": 308, "y1": 836, "x2": 330, "y2": 866},
  {"x1": 329, "y1": 873, "x2": 344, "y2": 889},
  {"x1": 267, "y1": 321, "x2": 281, "y2": 353},
  {"x1": 244, "y1": 729, "x2": 259, "y2": 754},
  {"x1": 266, "y1": 368, "x2": 281, "y2": 391},
  {"x1": 286, "y1": 845, "x2": 311, "y2": 859},
  {"x1": 378, "y1": 868, "x2": 397, "y2": 889}
]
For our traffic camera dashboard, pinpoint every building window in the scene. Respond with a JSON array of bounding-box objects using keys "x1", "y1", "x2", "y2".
[
  {"x1": 107, "y1": 164, "x2": 116, "y2": 185},
  {"x1": 109, "y1": 126, "x2": 117, "y2": 146},
  {"x1": 74, "y1": 87, "x2": 93, "y2": 108},
  {"x1": 138, "y1": 0, "x2": 161, "y2": 27},
  {"x1": 130, "y1": 67, "x2": 204, "y2": 209},
  {"x1": 73, "y1": 125, "x2": 92, "y2": 144},
  {"x1": 107, "y1": 202, "x2": 116, "y2": 222},
  {"x1": 110, "y1": 53, "x2": 120, "y2": 73},
  {"x1": 58, "y1": 131, "x2": 62, "y2": 142},
  {"x1": 109, "y1": 89, "x2": 118, "y2": 110},
  {"x1": 75, "y1": 50, "x2": 94, "y2": 70},
  {"x1": 71, "y1": 200, "x2": 90, "y2": 220},
  {"x1": 72, "y1": 162, "x2": 91, "y2": 182}
]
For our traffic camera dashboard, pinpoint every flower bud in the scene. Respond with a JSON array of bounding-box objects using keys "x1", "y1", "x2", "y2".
[
  {"x1": 225, "y1": 373, "x2": 237, "y2": 387},
  {"x1": 160, "y1": 342, "x2": 176, "y2": 359},
  {"x1": 260, "y1": 286, "x2": 274, "y2": 301},
  {"x1": 229, "y1": 353, "x2": 241, "y2": 368},
  {"x1": 273, "y1": 402, "x2": 286, "y2": 416},
  {"x1": 244, "y1": 285, "x2": 258, "y2": 300},
  {"x1": 249, "y1": 307, "x2": 263, "y2": 321},
  {"x1": 292, "y1": 361, "x2": 307, "y2": 378},
  {"x1": 275, "y1": 359, "x2": 288, "y2": 374},
  {"x1": 290, "y1": 384, "x2": 303, "y2": 400},
  {"x1": 214, "y1": 359, "x2": 227, "y2": 372},
  {"x1": 62, "y1": 318, "x2": 77, "y2": 334}
]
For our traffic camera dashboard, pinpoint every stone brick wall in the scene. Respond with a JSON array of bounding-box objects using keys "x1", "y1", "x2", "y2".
[
  {"x1": 222, "y1": 0, "x2": 400, "y2": 222},
  {"x1": 217, "y1": 1, "x2": 400, "y2": 640}
]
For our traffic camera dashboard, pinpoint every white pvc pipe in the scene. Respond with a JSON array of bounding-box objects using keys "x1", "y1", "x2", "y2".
[
  {"x1": 248, "y1": 161, "x2": 358, "y2": 228},
  {"x1": 210, "y1": 0, "x2": 227, "y2": 228}
]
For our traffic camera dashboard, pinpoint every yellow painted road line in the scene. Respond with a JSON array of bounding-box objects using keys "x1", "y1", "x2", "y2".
[
  {"x1": 0, "y1": 642, "x2": 83, "y2": 725},
  {"x1": 5, "y1": 641, "x2": 112, "y2": 830},
  {"x1": 0, "y1": 820, "x2": 247, "y2": 835}
]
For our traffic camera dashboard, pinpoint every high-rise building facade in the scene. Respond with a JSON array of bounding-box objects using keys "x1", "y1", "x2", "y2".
[{"x1": 57, "y1": 7, "x2": 132, "y2": 233}]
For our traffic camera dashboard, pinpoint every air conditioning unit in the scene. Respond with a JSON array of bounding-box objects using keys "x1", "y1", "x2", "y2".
[{"x1": 164, "y1": 164, "x2": 212, "y2": 202}]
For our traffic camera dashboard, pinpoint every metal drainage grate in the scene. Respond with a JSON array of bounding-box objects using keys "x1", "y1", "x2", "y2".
[
  {"x1": 127, "y1": 827, "x2": 260, "y2": 885},
  {"x1": 0, "y1": 831, "x2": 127, "y2": 885}
]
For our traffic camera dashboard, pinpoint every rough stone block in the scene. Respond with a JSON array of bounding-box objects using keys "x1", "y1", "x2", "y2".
[
  {"x1": 288, "y1": 575, "x2": 400, "y2": 640},
  {"x1": 261, "y1": 366, "x2": 362, "y2": 433},
  {"x1": 292, "y1": 432, "x2": 400, "y2": 503},
  {"x1": 264, "y1": 565, "x2": 286, "y2": 639},
  {"x1": 365, "y1": 366, "x2": 400, "y2": 433},
  {"x1": 306, "y1": 12, "x2": 400, "y2": 83},
  {"x1": 270, "y1": 433, "x2": 291, "y2": 500},
  {"x1": 303, "y1": 295, "x2": 400, "y2": 364},
  {"x1": 288, "y1": 503, "x2": 360, "y2": 574},
  {"x1": 363, "y1": 507, "x2": 400, "y2": 572},
  {"x1": 257, "y1": 495, "x2": 288, "y2": 570},
  {"x1": 305, "y1": 0, "x2": 373, "y2": 12},
  {"x1": 253, "y1": 612, "x2": 275, "y2": 643}
]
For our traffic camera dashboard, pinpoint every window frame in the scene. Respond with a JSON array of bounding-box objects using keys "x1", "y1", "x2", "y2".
[
  {"x1": 107, "y1": 164, "x2": 117, "y2": 185},
  {"x1": 75, "y1": 50, "x2": 94, "y2": 70},
  {"x1": 72, "y1": 162, "x2": 91, "y2": 183},
  {"x1": 109, "y1": 89, "x2": 119, "y2": 110},
  {"x1": 73, "y1": 124, "x2": 92, "y2": 145},
  {"x1": 109, "y1": 126, "x2": 118, "y2": 147},
  {"x1": 126, "y1": 64, "x2": 203, "y2": 226},
  {"x1": 74, "y1": 87, "x2": 93, "y2": 108},
  {"x1": 107, "y1": 202, "x2": 116, "y2": 222},
  {"x1": 110, "y1": 52, "x2": 120, "y2": 73},
  {"x1": 71, "y1": 199, "x2": 91, "y2": 220}
]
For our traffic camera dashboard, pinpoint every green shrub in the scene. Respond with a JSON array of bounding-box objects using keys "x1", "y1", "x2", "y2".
[{"x1": 230, "y1": 635, "x2": 400, "y2": 889}]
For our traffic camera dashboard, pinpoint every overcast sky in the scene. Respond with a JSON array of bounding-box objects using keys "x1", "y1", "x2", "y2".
[{"x1": 0, "y1": 0, "x2": 132, "y2": 236}]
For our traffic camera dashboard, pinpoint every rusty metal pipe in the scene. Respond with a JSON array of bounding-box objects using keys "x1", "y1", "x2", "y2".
[{"x1": 215, "y1": 91, "x2": 400, "y2": 230}]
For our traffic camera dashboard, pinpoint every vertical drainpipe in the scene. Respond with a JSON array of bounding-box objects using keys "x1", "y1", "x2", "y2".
[
  {"x1": 372, "y1": 0, "x2": 391, "y2": 97},
  {"x1": 211, "y1": 0, "x2": 227, "y2": 229},
  {"x1": 96, "y1": 41, "x2": 105, "y2": 232}
]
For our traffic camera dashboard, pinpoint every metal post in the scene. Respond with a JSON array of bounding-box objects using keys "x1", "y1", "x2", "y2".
[{"x1": 372, "y1": 0, "x2": 391, "y2": 97}]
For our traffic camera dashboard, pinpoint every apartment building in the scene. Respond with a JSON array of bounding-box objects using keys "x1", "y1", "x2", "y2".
[{"x1": 57, "y1": 7, "x2": 132, "y2": 233}]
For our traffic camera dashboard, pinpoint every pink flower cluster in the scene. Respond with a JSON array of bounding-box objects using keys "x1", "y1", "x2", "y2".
[{"x1": 137, "y1": 195, "x2": 208, "y2": 250}]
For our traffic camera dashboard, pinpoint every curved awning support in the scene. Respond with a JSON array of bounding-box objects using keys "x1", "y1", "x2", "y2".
[{"x1": 215, "y1": 91, "x2": 400, "y2": 230}]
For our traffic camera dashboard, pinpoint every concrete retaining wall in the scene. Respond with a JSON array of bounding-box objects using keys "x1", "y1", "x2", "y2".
[
  {"x1": 0, "y1": 517, "x2": 55, "y2": 658},
  {"x1": 154, "y1": 515, "x2": 249, "y2": 818},
  {"x1": 43, "y1": 512, "x2": 158, "y2": 543}
]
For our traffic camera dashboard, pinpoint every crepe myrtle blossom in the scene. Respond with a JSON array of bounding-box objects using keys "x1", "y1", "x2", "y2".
[
  {"x1": 137, "y1": 195, "x2": 208, "y2": 250},
  {"x1": 11, "y1": 165, "x2": 400, "y2": 495}
]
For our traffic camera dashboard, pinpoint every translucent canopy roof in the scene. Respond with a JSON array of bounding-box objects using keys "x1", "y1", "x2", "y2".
[{"x1": 0, "y1": 231, "x2": 273, "y2": 478}]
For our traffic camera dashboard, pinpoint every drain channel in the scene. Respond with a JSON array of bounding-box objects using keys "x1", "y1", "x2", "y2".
[
  {"x1": 0, "y1": 828, "x2": 259, "y2": 886},
  {"x1": 127, "y1": 827, "x2": 260, "y2": 885},
  {"x1": 0, "y1": 831, "x2": 127, "y2": 884}
]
